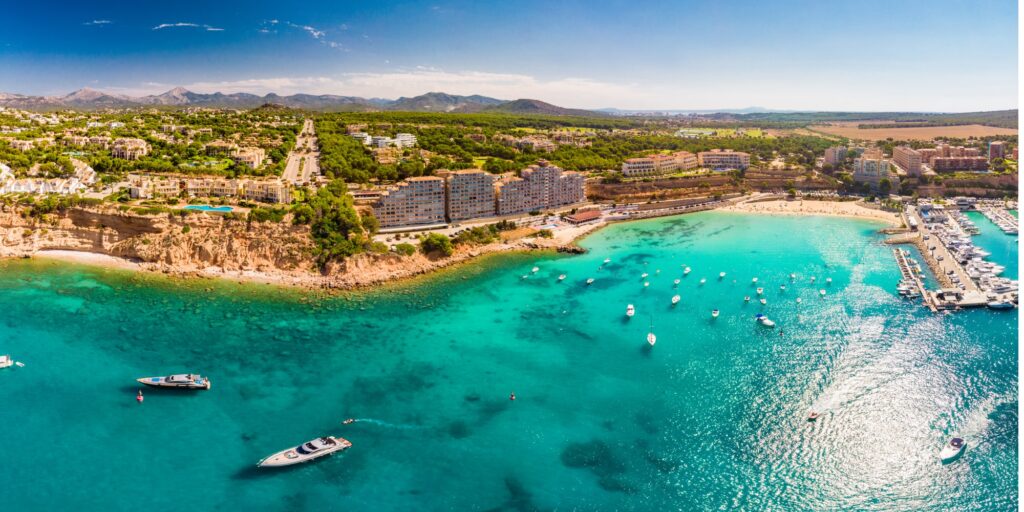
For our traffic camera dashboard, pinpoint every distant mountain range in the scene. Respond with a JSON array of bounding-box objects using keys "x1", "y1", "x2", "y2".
[{"x1": 0, "y1": 88, "x2": 605, "y2": 116}]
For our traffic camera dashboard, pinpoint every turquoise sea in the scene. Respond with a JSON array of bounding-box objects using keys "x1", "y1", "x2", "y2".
[{"x1": 0, "y1": 212, "x2": 1016, "y2": 511}]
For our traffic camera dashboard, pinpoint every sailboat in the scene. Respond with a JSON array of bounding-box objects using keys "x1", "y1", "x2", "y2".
[
  {"x1": 586, "y1": 278, "x2": 595, "y2": 285},
  {"x1": 671, "y1": 294, "x2": 681, "y2": 305},
  {"x1": 673, "y1": 279, "x2": 681, "y2": 286},
  {"x1": 646, "y1": 317, "x2": 657, "y2": 346}
]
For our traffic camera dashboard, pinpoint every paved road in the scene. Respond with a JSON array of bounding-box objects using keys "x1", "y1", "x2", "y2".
[{"x1": 283, "y1": 119, "x2": 319, "y2": 185}]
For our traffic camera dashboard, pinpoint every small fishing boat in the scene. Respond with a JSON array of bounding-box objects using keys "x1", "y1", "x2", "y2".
[
  {"x1": 756, "y1": 287, "x2": 764, "y2": 295},
  {"x1": 819, "y1": 289, "x2": 826, "y2": 297},
  {"x1": 752, "y1": 277, "x2": 758, "y2": 283},
  {"x1": 683, "y1": 267, "x2": 691, "y2": 275},
  {"x1": 826, "y1": 278, "x2": 832, "y2": 284},
  {"x1": 137, "y1": 374, "x2": 211, "y2": 390},
  {"x1": 673, "y1": 279, "x2": 681, "y2": 286},
  {"x1": 641, "y1": 273, "x2": 649, "y2": 279},
  {"x1": 810, "y1": 276, "x2": 816, "y2": 283},
  {"x1": 807, "y1": 411, "x2": 820, "y2": 422},
  {"x1": 643, "y1": 281, "x2": 650, "y2": 287},
  {"x1": 779, "y1": 285, "x2": 786, "y2": 291},
  {"x1": 744, "y1": 296, "x2": 750, "y2": 302},
  {"x1": 719, "y1": 272, "x2": 726, "y2": 279},
  {"x1": 796, "y1": 298, "x2": 802, "y2": 304},
  {"x1": 759, "y1": 298, "x2": 767, "y2": 305},
  {"x1": 699, "y1": 278, "x2": 707, "y2": 285},
  {"x1": 755, "y1": 313, "x2": 775, "y2": 327},
  {"x1": 671, "y1": 294, "x2": 681, "y2": 305},
  {"x1": 558, "y1": 274, "x2": 566, "y2": 282},
  {"x1": 711, "y1": 309, "x2": 719, "y2": 318},
  {"x1": 626, "y1": 304, "x2": 635, "y2": 317},
  {"x1": 603, "y1": 258, "x2": 611, "y2": 264},
  {"x1": 790, "y1": 273, "x2": 796, "y2": 280},
  {"x1": 586, "y1": 278, "x2": 595, "y2": 285},
  {"x1": 939, "y1": 438, "x2": 966, "y2": 462},
  {"x1": 0, "y1": 355, "x2": 12, "y2": 369},
  {"x1": 531, "y1": 267, "x2": 539, "y2": 273},
  {"x1": 258, "y1": 436, "x2": 352, "y2": 468}
]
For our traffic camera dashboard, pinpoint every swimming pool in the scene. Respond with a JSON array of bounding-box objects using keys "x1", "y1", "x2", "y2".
[{"x1": 183, "y1": 205, "x2": 234, "y2": 212}]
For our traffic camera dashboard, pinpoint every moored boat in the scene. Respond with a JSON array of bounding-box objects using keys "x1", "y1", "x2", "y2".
[
  {"x1": 807, "y1": 411, "x2": 820, "y2": 422},
  {"x1": 671, "y1": 294, "x2": 681, "y2": 305},
  {"x1": 752, "y1": 277, "x2": 758, "y2": 283},
  {"x1": 626, "y1": 304, "x2": 635, "y2": 317},
  {"x1": 137, "y1": 374, "x2": 211, "y2": 390},
  {"x1": 258, "y1": 436, "x2": 352, "y2": 468},
  {"x1": 673, "y1": 279, "x2": 680, "y2": 286},
  {"x1": 759, "y1": 298, "x2": 767, "y2": 305},
  {"x1": 756, "y1": 287, "x2": 764, "y2": 295},
  {"x1": 0, "y1": 354, "x2": 12, "y2": 369},
  {"x1": 699, "y1": 278, "x2": 706, "y2": 285},
  {"x1": 744, "y1": 296, "x2": 751, "y2": 302},
  {"x1": 531, "y1": 267, "x2": 539, "y2": 273},
  {"x1": 641, "y1": 272, "x2": 649, "y2": 279},
  {"x1": 719, "y1": 272, "x2": 726, "y2": 279},
  {"x1": 987, "y1": 301, "x2": 1015, "y2": 309},
  {"x1": 603, "y1": 258, "x2": 611, "y2": 264},
  {"x1": 711, "y1": 309, "x2": 719, "y2": 318},
  {"x1": 755, "y1": 313, "x2": 775, "y2": 327},
  {"x1": 683, "y1": 267, "x2": 691, "y2": 275},
  {"x1": 558, "y1": 274, "x2": 566, "y2": 282},
  {"x1": 819, "y1": 289, "x2": 826, "y2": 297},
  {"x1": 586, "y1": 278, "x2": 595, "y2": 285}
]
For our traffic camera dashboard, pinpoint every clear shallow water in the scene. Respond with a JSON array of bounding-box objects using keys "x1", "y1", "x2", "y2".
[
  {"x1": 183, "y1": 205, "x2": 234, "y2": 212},
  {"x1": 966, "y1": 211, "x2": 1018, "y2": 280},
  {"x1": 0, "y1": 212, "x2": 1016, "y2": 511}
]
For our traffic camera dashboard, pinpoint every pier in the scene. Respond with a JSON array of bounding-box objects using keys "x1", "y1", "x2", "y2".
[
  {"x1": 892, "y1": 247, "x2": 936, "y2": 312},
  {"x1": 976, "y1": 206, "x2": 1019, "y2": 235}
]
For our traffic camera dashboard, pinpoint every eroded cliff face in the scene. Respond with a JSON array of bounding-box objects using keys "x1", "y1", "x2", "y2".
[{"x1": 0, "y1": 207, "x2": 316, "y2": 274}]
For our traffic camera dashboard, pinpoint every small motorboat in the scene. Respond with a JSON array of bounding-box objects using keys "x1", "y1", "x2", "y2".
[
  {"x1": 826, "y1": 278, "x2": 832, "y2": 284},
  {"x1": 711, "y1": 309, "x2": 719, "y2": 318},
  {"x1": 699, "y1": 278, "x2": 707, "y2": 285},
  {"x1": 521, "y1": 275, "x2": 528, "y2": 279},
  {"x1": 673, "y1": 279, "x2": 680, "y2": 286},
  {"x1": 641, "y1": 272, "x2": 649, "y2": 279},
  {"x1": 531, "y1": 267, "x2": 539, "y2": 273},
  {"x1": 752, "y1": 277, "x2": 758, "y2": 283},
  {"x1": 586, "y1": 278, "x2": 595, "y2": 285},
  {"x1": 819, "y1": 289, "x2": 827, "y2": 297},
  {"x1": 603, "y1": 258, "x2": 611, "y2": 264},
  {"x1": 790, "y1": 273, "x2": 796, "y2": 280},
  {"x1": 759, "y1": 298, "x2": 767, "y2": 305},
  {"x1": 671, "y1": 294, "x2": 681, "y2": 305},
  {"x1": 643, "y1": 281, "x2": 650, "y2": 287},
  {"x1": 939, "y1": 438, "x2": 966, "y2": 462},
  {"x1": 755, "y1": 313, "x2": 775, "y2": 327},
  {"x1": 626, "y1": 304, "x2": 635, "y2": 318},
  {"x1": 342, "y1": 418, "x2": 356, "y2": 425},
  {"x1": 796, "y1": 298, "x2": 802, "y2": 304},
  {"x1": 756, "y1": 287, "x2": 764, "y2": 295},
  {"x1": 810, "y1": 276, "x2": 816, "y2": 283},
  {"x1": 137, "y1": 374, "x2": 211, "y2": 390},
  {"x1": 988, "y1": 301, "x2": 1015, "y2": 309},
  {"x1": 807, "y1": 411, "x2": 820, "y2": 422},
  {"x1": 558, "y1": 274, "x2": 566, "y2": 282},
  {"x1": 779, "y1": 285, "x2": 786, "y2": 291},
  {"x1": 258, "y1": 436, "x2": 352, "y2": 468},
  {"x1": 683, "y1": 267, "x2": 691, "y2": 275},
  {"x1": 647, "y1": 317, "x2": 656, "y2": 346},
  {"x1": 719, "y1": 272, "x2": 726, "y2": 279},
  {"x1": 744, "y1": 296, "x2": 751, "y2": 302},
  {"x1": 0, "y1": 355, "x2": 12, "y2": 369}
]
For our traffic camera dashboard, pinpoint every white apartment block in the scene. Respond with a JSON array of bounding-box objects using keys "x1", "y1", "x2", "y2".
[
  {"x1": 373, "y1": 176, "x2": 447, "y2": 228},
  {"x1": 853, "y1": 157, "x2": 891, "y2": 189},
  {"x1": 697, "y1": 150, "x2": 750, "y2": 170},
  {"x1": 439, "y1": 169, "x2": 497, "y2": 221},
  {"x1": 111, "y1": 138, "x2": 149, "y2": 160},
  {"x1": 621, "y1": 151, "x2": 697, "y2": 177},
  {"x1": 240, "y1": 180, "x2": 291, "y2": 204},
  {"x1": 232, "y1": 147, "x2": 266, "y2": 169},
  {"x1": 349, "y1": 132, "x2": 371, "y2": 145},
  {"x1": 892, "y1": 146, "x2": 922, "y2": 176}
]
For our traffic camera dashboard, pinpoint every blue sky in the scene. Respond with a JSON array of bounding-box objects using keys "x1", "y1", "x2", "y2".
[{"x1": 0, "y1": 0, "x2": 1017, "y2": 111}]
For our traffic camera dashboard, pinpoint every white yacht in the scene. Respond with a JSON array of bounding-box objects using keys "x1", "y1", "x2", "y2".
[
  {"x1": 987, "y1": 301, "x2": 1015, "y2": 309},
  {"x1": 826, "y1": 278, "x2": 832, "y2": 284},
  {"x1": 790, "y1": 273, "x2": 796, "y2": 280},
  {"x1": 752, "y1": 277, "x2": 758, "y2": 283},
  {"x1": 603, "y1": 258, "x2": 611, "y2": 264},
  {"x1": 646, "y1": 331, "x2": 656, "y2": 346},
  {"x1": 779, "y1": 285, "x2": 786, "y2": 291},
  {"x1": 939, "y1": 438, "x2": 966, "y2": 462},
  {"x1": 258, "y1": 436, "x2": 352, "y2": 468},
  {"x1": 671, "y1": 294, "x2": 681, "y2": 305},
  {"x1": 683, "y1": 267, "x2": 691, "y2": 275},
  {"x1": 759, "y1": 298, "x2": 767, "y2": 305},
  {"x1": 137, "y1": 374, "x2": 211, "y2": 390},
  {"x1": 756, "y1": 287, "x2": 764, "y2": 295},
  {"x1": 558, "y1": 274, "x2": 566, "y2": 282},
  {"x1": 531, "y1": 267, "x2": 539, "y2": 273},
  {"x1": 643, "y1": 281, "x2": 650, "y2": 287},
  {"x1": 673, "y1": 279, "x2": 681, "y2": 286},
  {"x1": 641, "y1": 272, "x2": 649, "y2": 279},
  {"x1": 699, "y1": 278, "x2": 706, "y2": 285},
  {"x1": 744, "y1": 296, "x2": 751, "y2": 302},
  {"x1": 755, "y1": 313, "x2": 775, "y2": 327},
  {"x1": 626, "y1": 304, "x2": 635, "y2": 318},
  {"x1": 819, "y1": 289, "x2": 827, "y2": 297},
  {"x1": 586, "y1": 278, "x2": 595, "y2": 285},
  {"x1": 719, "y1": 272, "x2": 726, "y2": 279},
  {"x1": 0, "y1": 355, "x2": 12, "y2": 369},
  {"x1": 711, "y1": 309, "x2": 719, "y2": 318}
]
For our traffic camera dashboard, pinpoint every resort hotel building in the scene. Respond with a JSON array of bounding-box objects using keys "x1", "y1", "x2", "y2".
[
  {"x1": 852, "y1": 155, "x2": 891, "y2": 190},
  {"x1": 372, "y1": 162, "x2": 586, "y2": 229},
  {"x1": 621, "y1": 151, "x2": 698, "y2": 177},
  {"x1": 696, "y1": 150, "x2": 750, "y2": 170},
  {"x1": 892, "y1": 146, "x2": 923, "y2": 176},
  {"x1": 823, "y1": 146, "x2": 847, "y2": 166}
]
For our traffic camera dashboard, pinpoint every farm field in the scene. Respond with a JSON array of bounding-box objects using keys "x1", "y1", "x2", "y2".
[{"x1": 809, "y1": 121, "x2": 1018, "y2": 141}]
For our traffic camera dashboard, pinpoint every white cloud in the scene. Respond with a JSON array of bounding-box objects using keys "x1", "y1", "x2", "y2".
[
  {"x1": 288, "y1": 23, "x2": 324, "y2": 39},
  {"x1": 113, "y1": 69, "x2": 648, "y2": 109},
  {"x1": 83, "y1": 20, "x2": 112, "y2": 26},
  {"x1": 152, "y1": 22, "x2": 224, "y2": 32}
]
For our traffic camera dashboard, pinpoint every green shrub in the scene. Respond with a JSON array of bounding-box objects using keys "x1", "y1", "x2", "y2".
[
  {"x1": 420, "y1": 233, "x2": 453, "y2": 256},
  {"x1": 394, "y1": 243, "x2": 416, "y2": 256}
]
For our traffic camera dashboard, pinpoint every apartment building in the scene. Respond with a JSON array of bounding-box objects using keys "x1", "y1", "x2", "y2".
[
  {"x1": 438, "y1": 169, "x2": 497, "y2": 222},
  {"x1": 373, "y1": 176, "x2": 447, "y2": 228},
  {"x1": 111, "y1": 138, "x2": 149, "y2": 160},
  {"x1": 186, "y1": 178, "x2": 239, "y2": 198},
  {"x1": 852, "y1": 156, "x2": 891, "y2": 189},
  {"x1": 88, "y1": 136, "x2": 111, "y2": 148},
  {"x1": 932, "y1": 157, "x2": 988, "y2": 172},
  {"x1": 129, "y1": 176, "x2": 182, "y2": 199},
  {"x1": 240, "y1": 180, "x2": 291, "y2": 204},
  {"x1": 232, "y1": 147, "x2": 266, "y2": 169},
  {"x1": 205, "y1": 140, "x2": 239, "y2": 156},
  {"x1": 697, "y1": 149, "x2": 750, "y2": 170},
  {"x1": 621, "y1": 151, "x2": 697, "y2": 177},
  {"x1": 892, "y1": 146, "x2": 922, "y2": 176},
  {"x1": 989, "y1": 141, "x2": 1006, "y2": 160},
  {"x1": 349, "y1": 132, "x2": 371, "y2": 145},
  {"x1": 9, "y1": 140, "x2": 34, "y2": 151},
  {"x1": 823, "y1": 146, "x2": 847, "y2": 166},
  {"x1": 495, "y1": 163, "x2": 584, "y2": 215}
]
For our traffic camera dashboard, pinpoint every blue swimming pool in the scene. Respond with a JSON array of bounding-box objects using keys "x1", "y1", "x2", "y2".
[{"x1": 183, "y1": 205, "x2": 234, "y2": 212}]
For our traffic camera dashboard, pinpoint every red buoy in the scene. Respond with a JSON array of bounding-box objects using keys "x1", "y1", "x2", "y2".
[
  {"x1": 509, "y1": 392, "x2": 516, "y2": 401},
  {"x1": 136, "y1": 390, "x2": 144, "y2": 403}
]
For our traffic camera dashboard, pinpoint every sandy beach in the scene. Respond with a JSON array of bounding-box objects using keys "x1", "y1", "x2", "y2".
[{"x1": 716, "y1": 199, "x2": 901, "y2": 226}]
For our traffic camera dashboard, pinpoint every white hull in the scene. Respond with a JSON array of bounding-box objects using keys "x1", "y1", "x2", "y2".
[
  {"x1": 259, "y1": 436, "x2": 352, "y2": 467},
  {"x1": 137, "y1": 375, "x2": 211, "y2": 390}
]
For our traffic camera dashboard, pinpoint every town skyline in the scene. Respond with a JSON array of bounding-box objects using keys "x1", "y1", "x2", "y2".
[{"x1": 1, "y1": 0, "x2": 1017, "y2": 112}]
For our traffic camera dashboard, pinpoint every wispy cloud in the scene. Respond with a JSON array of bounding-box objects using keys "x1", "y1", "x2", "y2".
[
  {"x1": 152, "y1": 22, "x2": 224, "y2": 32},
  {"x1": 83, "y1": 20, "x2": 112, "y2": 26},
  {"x1": 288, "y1": 22, "x2": 325, "y2": 39},
  {"x1": 259, "y1": 20, "x2": 346, "y2": 50}
]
